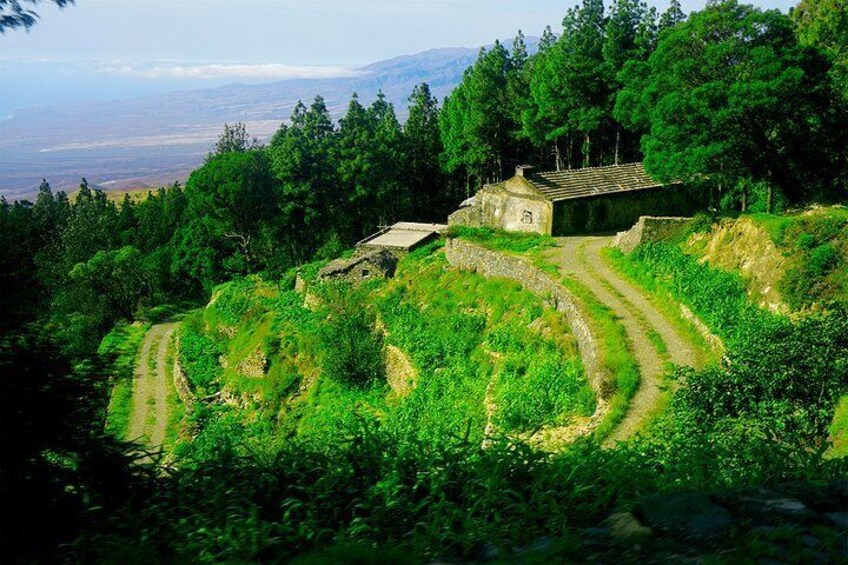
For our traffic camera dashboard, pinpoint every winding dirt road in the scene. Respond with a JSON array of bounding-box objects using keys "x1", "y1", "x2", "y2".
[
  {"x1": 556, "y1": 236, "x2": 702, "y2": 444},
  {"x1": 127, "y1": 322, "x2": 179, "y2": 448}
]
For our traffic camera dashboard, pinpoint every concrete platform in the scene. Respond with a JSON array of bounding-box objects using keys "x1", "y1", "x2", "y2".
[{"x1": 358, "y1": 222, "x2": 448, "y2": 252}]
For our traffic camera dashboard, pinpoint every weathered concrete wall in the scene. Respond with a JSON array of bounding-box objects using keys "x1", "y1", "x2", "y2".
[
  {"x1": 553, "y1": 186, "x2": 705, "y2": 236},
  {"x1": 612, "y1": 216, "x2": 692, "y2": 254},
  {"x1": 445, "y1": 238, "x2": 604, "y2": 395},
  {"x1": 449, "y1": 177, "x2": 553, "y2": 235}
]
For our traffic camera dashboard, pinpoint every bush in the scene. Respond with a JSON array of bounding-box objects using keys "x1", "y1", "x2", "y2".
[{"x1": 317, "y1": 284, "x2": 385, "y2": 388}]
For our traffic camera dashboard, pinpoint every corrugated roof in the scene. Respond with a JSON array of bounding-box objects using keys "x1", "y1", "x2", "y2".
[{"x1": 526, "y1": 162, "x2": 663, "y2": 202}]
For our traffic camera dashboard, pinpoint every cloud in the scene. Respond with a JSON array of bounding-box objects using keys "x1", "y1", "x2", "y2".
[{"x1": 99, "y1": 62, "x2": 363, "y2": 81}]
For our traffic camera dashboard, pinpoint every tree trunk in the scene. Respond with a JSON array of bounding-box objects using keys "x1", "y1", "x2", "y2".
[
  {"x1": 554, "y1": 139, "x2": 564, "y2": 172},
  {"x1": 614, "y1": 128, "x2": 621, "y2": 166},
  {"x1": 741, "y1": 185, "x2": 747, "y2": 212},
  {"x1": 583, "y1": 133, "x2": 591, "y2": 169},
  {"x1": 767, "y1": 185, "x2": 774, "y2": 214},
  {"x1": 566, "y1": 134, "x2": 573, "y2": 170}
]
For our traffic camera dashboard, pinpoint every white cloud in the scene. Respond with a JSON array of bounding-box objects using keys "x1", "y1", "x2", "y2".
[{"x1": 99, "y1": 62, "x2": 363, "y2": 81}]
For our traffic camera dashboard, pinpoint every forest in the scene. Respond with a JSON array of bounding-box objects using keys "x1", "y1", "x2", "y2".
[{"x1": 1, "y1": 0, "x2": 847, "y2": 562}]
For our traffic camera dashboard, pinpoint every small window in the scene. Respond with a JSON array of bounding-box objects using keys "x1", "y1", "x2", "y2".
[{"x1": 522, "y1": 210, "x2": 534, "y2": 224}]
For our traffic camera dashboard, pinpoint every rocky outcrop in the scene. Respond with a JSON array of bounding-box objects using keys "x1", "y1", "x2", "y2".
[
  {"x1": 688, "y1": 218, "x2": 789, "y2": 313},
  {"x1": 612, "y1": 216, "x2": 692, "y2": 254}
]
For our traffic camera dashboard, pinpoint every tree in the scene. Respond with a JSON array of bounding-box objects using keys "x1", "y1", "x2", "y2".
[
  {"x1": 404, "y1": 83, "x2": 449, "y2": 218},
  {"x1": 268, "y1": 96, "x2": 339, "y2": 263},
  {"x1": 0, "y1": 0, "x2": 73, "y2": 33},
  {"x1": 337, "y1": 92, "x2": 406, "y2": 238},
  {"x1": 621, "y1": 0, "x2": 847, "y2": 211},
  {"x1": 441, "y1": 42, "x2": 520, "y2": 188},
  {"x1": 182, "y1": 151, "x2": 277, "y2": 277},
  {"x1": 793, "y1": 0, "x2": 848, "y2": 100},
  {"x1": 659, "y1": 0, "x2": 686, "y2": 31},
  {"x1": 525, "y1": 0, "x2": 609, "y2": 170},
  {"x1": 212, "y1": 122, "x2": 260, "y2": 157},
  {"x1": 603, "y1": 0, "x2": 658, "y2": 164}
]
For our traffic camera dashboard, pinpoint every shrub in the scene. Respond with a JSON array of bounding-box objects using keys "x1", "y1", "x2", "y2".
[{"x1": 317, "y1": 284, "x2": 385, "y2": 388}]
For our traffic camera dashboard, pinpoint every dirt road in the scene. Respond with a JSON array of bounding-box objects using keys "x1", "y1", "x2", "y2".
[
  {"x1": 127, "y1": 322, "x2": 179, "y2": 448},
  {"x1": 557, "y1": 236, "x2": 702, "y2": 444}
]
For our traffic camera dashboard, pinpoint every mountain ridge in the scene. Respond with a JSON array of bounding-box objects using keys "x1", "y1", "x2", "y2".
[{"x1": 0, "y1": 39, "x2": 536, "y2": 199}]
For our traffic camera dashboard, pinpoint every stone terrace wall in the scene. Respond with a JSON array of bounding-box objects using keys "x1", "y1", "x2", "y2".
[
  {"x1": 445, "y1": 238, "x2": 604, "y2": 394},
  {"x1": 612, "y1": 216, "x2": 692, "y2": 254}
]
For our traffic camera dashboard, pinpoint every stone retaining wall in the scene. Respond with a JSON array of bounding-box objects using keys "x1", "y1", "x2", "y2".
[
  {"x1": 445, "y1": 238, "x2": 604, "y2": 394},
  {"x1": 612, "y1": 216, "x2": 692, "y2": 254}
]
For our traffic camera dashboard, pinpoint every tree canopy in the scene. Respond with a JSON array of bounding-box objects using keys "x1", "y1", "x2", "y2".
[{"x1": 0, "y1": 0, "x2": 73, "y2": 33}]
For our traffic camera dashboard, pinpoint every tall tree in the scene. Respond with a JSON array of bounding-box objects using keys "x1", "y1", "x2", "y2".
[
  {"x1": 405, "y1": 83, "x2": 449, "y2": 217},
  {"x1": 440, "y1": 42, "x2": 519, "y2": 188},
  {"x1": 268, "y1": 96, "x2": 339, "y2": 263},
  {"x1": 212, "y1": 122, "x2": 260, "y2": 157},
  {"x1": 525, "y1": 0, "x2": 609, "y2": 170},
  {"x1": 620, "y1": 0, "x2": 847, "y2": 211},
  {"x1": 792, "y1": 0, "x2": 848, "y2": 100}
]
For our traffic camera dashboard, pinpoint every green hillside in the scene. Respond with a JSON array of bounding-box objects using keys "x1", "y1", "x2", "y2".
[{"x1": 174, "y1": 243, "x2": 593, "y2": 457}]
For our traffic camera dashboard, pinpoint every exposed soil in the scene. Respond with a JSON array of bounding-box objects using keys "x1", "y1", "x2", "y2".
[
  {"x1": 556, "y1": 236, "x2": 703, "y2": 445},
  {"x1": 127, "y1": 322, "x2": 179, "y2": 448}
]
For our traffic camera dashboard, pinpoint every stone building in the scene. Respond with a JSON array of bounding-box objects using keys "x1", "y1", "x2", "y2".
[
  {"x1": 449, "y1": 162, "x2": 704, "y2": 236},
  {"x1": 315, "y1": 222, "x2": 448, "y2": 284}
]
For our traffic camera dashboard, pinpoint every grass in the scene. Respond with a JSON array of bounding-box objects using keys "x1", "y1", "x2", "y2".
[
  {"x1": 558, "y1": 277, "x2": 640, "y2": 441},
  {"x1": 101, "y1": 321, "x2": 151, "y2": 439},
  {"x1": 603, "y1": 247, "x2": 721, "y2": 366},
  {"x1": 176, "y1": 245, "x2": 593, "y2": 453},
  {"x1": 827, "y1": 395, "x2": 848, "y2": 459},
  {"x1": 163, "y1": 333, "x2": 185, "y2": 450},
  {"x1": 450, "y1": 226, "x2": 557, "y2": 263}
]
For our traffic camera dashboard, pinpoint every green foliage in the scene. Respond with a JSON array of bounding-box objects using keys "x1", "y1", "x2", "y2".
[
  {"x1": 100, "y1": 321, "x2": 150, "y2": 438},
  {"x1": 663, "y1": 307, "x2": 848, "y2": 452},
  {"x1": 767, "y1": 207, "x2": 848, "y2": 309},
  {"x1": 618, "y1": 0, "x2": 848, "y2": 210},
  {"x1": 630, "y1": 242, "x2": 785, "y2": 347},
  {"x1": 179, "y1": 311, "x2": 223, "y2": 395},
  {"x1": 316, "y1": 284, "x2": 385, "y2": 388},
  {"x1": 793, "y1": 0, "x2": 848, "y2": 100}
]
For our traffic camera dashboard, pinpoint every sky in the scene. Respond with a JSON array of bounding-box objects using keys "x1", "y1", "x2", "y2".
[{"x1": 1, "y1": 0, "x2": 798, "y2": 115}]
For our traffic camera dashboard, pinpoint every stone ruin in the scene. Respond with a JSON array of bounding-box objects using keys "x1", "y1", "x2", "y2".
[{"x1": 317, "y1": 248, "x2": 398, "y2": 284}]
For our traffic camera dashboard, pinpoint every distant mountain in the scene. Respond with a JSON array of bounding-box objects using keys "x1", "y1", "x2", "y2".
[{"x1": 0, "y1": 41, "x2": 535, "y2": 199}]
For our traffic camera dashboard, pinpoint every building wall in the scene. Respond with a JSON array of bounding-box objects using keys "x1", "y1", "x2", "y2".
[
  {"x1": 448, "y1": 176, "x2": 553, "y2": 235},
  {"x1": 552, "y1": 185, "x2": 705, "y2": 236}
]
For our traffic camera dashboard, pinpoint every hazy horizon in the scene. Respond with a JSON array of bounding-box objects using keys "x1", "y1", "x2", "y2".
[{"x1": 2, "y1": 0, "x2": 797, "y2": 115}]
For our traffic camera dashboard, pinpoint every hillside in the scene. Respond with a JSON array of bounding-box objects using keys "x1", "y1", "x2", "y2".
[
  {"x1": 93, "y1": 222, "x2": 848, "y2": 562},
  {"x1": 168, "y1": 243, "x2": 594, "y2": 453}
]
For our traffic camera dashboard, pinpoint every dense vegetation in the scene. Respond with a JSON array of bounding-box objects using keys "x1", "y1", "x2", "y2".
[{"x1": 2, "y1": 0, "x2": 848, "y2": 562}]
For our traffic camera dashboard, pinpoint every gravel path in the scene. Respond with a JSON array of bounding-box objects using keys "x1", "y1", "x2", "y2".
[
  {"x1": 127, "y1": 322, "x2": 178, "y2": 448},
  {"x1": 557, "y1": 236, "x2": 701, "y2": 444}
]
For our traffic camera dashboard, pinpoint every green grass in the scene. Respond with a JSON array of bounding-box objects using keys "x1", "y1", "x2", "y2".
[
  {"x1": 451, "y1": 226, "x2": 556, "y2": 257},
  {"x1": 101, "y1": 321, "x2": 151, "y2": 439},
  {"x1": 178, "y1": 245, "x2": 592, "y2": 452},
  {"x1": 827, "y1": 395, "x2": 848, "y2": 459},
  {"x1": 163, "y1": 334, "x2": 185, "y2": 451},
  {"x1": 603, "y1": 247, "x2": 721, "y2": 366},
  {"x1": 558, "y1": 277, "x2": 640, "y2": 441}
]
